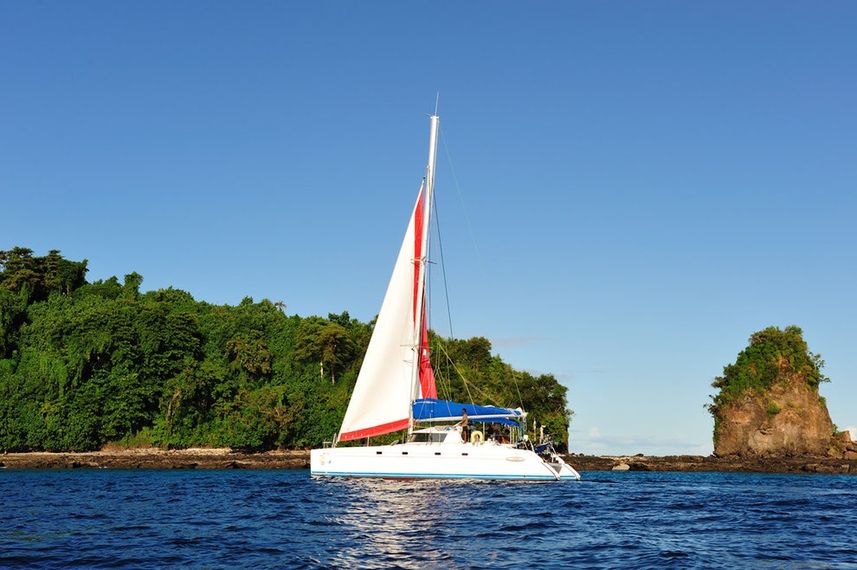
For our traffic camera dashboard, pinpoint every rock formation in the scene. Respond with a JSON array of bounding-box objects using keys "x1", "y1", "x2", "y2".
[
  {"x1": 708, "y1": 326, "x2": 852, "y2": 458},
  {"x1": 712, "y1": 373, "x2": 841, "y2": 456}
]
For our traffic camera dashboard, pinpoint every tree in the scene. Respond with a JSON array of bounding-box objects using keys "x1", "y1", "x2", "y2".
[
  {"x1": 0, "y1": 288, "x2": 27, "y2": 358},
  {"x1": 294, "y1": 318, "x2": 356, "y2": 384},
  {"x1": 0, "y1": 247, "x2": 87, "y2": 302},
  {"x1": 226, "y1": 332, "x2": 273, "y2": 380},
  {"x1": 708, "y1": 325, "x2": 829, "y2": 417}
]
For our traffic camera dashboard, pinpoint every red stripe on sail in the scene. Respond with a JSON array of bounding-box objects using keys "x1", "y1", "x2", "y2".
[
  {"x1": 412, "y1": 189, "x2": 424, "y2": 324},
  {"x1": 339, "y1": 418, "x2": 410, "y2": 442},
  {"x1": 418, "y1": 299, "x2": 437, "y2": 399}
]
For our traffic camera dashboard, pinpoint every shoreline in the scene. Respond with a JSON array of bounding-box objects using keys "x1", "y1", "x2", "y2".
[
  {"x1": 0, "y1": 448, "x2": 309, "y2": 470},
  {"x1": 1, "y1": 448, "x2": 855, "y2": 474},
  {"x1": 568, "y1": 454, "x2": 856, "y2": 474}
]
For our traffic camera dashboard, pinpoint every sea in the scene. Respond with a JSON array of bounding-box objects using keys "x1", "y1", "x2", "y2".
[{"x1": 1, "y1": 469, "x2": 856, "y2": 569}]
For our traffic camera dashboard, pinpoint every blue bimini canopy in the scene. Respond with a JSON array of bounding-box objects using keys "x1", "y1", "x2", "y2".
[{"x1": 412, "y1": 398, "x2": 525, "y2": 427}]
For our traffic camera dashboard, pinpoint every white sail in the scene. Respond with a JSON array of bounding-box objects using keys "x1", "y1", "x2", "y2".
[{"x1": 337, "y1": 186, "x2": 426, "y2": 441}]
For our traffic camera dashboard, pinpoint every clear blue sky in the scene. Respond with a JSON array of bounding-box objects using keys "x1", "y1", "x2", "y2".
[{"x1": 2, "y1": 2, "x2": 855, "y2": 454}]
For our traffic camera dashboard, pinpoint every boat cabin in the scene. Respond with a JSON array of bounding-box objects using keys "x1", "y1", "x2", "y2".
[
  {"x1": 407, "y1": 426, "x2": 463, "y2": 444},
  {"x1": 406, "y1": 423, "x2": 519, "y2": 445}
]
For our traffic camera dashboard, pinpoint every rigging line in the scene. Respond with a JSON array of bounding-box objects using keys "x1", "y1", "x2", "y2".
[
  {"x1": 438, "y1": 334, "x2": 454, "y2": 402},
  {"x1": 426, "y1": 201, "x2": 454, "y2": 403},
  {"x1": 436, "y1": 347, "x2": 453, "y2": 402},
  {"x1": 435, "y1": 340, "x2": 477, "y2": 407},
  {"x1": 429, "y1": 320, "x2": 454, "y2": 401},
  {"x1": 428, "y1": 299, "x2": 455, "y2": 401},
  {"x1": 437, "y1": 128, "x2": 522, "y2": 414},
  {"x1": 433, "y1": 336, "x2": 504, "y2": 409},
  {"x1": 432, "y1": 190, "x2": 455, "y2": 341},
  {"x1": 427, "y1": 310, "x2": 498, "y2": 408},
  {"x1": 439, "y1": 125, "x2": 484, "y2": 268},
  {"x1": 430, "y1": 131, "x2": 456, "y2": 403},
  {"x1": 425, "y1": 142, "x2": 450, "y2": 403},
  {"x1": 511, "y1": 368, "x2": 525, "y2": 413}
]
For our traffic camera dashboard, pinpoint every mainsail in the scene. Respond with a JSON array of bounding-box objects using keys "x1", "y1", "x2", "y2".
[
  {"x1": 337, "y1": 185, "x2": 436, "y2": 441},
  {"x1": 337, "y1": 114, "x2": 440, "y2": 443}
]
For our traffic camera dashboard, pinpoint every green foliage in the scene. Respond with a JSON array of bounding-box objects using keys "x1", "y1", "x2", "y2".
[
  {"x1": 708, "y1": 325, "x2": 829, "y2": 421},
  {"x1": 0, "y1": 247, "x2": 573, "y2": 452},
  {"x1": 0, "y1": 247, "x2": 88, "y2": 303},
  {"x1": 294, "y1": 317, "x2": 357, "y2": 384},
  {"x1": 766, "y1": 401, "x2": 781, "y2": 417},
  {"x1": 0, "y1": 288, "x2": 28, "y2": 358},
  {"x1": 430, "y1": 336, "x2": 573, "y2": 448}
]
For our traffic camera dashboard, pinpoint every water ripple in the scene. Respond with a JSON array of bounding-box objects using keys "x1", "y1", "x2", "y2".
[{"x1": 2, "y1": 470, "x2": 857, "y2": 568}]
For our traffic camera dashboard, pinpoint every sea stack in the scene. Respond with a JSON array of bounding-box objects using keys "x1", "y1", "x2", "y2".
[{"x1": 708, "y1": 326, "x2": 853, "y2": 458}]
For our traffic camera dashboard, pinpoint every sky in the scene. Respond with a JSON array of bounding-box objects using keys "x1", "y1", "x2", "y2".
[{"x1": 1, "y1": 2, "x2": 855, "y2": 455}]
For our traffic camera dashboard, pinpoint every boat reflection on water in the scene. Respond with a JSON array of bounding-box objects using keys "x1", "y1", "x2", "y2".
[
  {"x1": 323, "y1": 478, "x2": 448, "y2": 568},
  {"x1": 319, "y1": 477, "x2": 514, "y2": 569}
]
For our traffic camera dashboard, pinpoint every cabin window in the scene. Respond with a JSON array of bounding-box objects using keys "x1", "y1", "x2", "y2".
[{"x1": 408, "y1": 432, "x2": 447, "y2": 443}]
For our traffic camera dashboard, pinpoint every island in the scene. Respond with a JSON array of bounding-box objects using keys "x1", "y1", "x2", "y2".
[
  {"x1": 0, "y1": 247, "x2": 570, "y2": 455},
  {"x1": 707, "y1": 325, "x2": 854, "y2": 461},
  {"x1": 2, "y1": 249, "x2": 854, "y2": 474}
]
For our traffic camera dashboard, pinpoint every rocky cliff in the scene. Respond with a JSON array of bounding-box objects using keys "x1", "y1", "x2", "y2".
[
  {"x1": 712, "y1": 373, "x2": 845, "y2": 456},
  {"x1": 709, "y1": 326, "x2": 853, "y2": 458}
]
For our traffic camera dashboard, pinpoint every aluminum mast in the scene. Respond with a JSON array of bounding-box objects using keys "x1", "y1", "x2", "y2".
[{"x1": 408, "y1": 113, "x2": 439, "y2": 432}]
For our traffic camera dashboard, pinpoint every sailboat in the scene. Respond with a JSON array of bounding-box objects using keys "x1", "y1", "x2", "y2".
[{"x1": 310, "y1": 112, "x2": 580, "y2": 481}]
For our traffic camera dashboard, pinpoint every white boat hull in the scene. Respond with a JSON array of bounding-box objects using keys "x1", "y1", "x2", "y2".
[{"x1": 311, "y1": 442, "x2": 580, "y2": 481}]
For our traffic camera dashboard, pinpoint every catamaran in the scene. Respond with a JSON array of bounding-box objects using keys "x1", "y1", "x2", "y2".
[{"x1": 310, "y1": 112, "x2": 580, "y2": 481}]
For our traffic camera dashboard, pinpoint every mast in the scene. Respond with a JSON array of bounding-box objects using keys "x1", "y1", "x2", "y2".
[{"x1": 409, "y1": 113, "x2": 440, "y2": 432}]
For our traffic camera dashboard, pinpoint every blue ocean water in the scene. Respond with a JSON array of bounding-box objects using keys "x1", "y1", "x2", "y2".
[{"x1": 1, "y1": 469, "x2": 856, "y2": 569}]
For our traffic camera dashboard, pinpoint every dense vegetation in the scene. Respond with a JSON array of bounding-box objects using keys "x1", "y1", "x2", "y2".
[
  {"x1": 0, "y1": 247, "x2": 572, "y2": 452},
  {"x1": 707, "y1": 325, "x2": 829, "y2": 420}
]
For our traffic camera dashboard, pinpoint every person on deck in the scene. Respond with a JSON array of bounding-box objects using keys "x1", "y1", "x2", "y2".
[
  {"x1": 488, "y1": 423, "x2": 499, "y2": 442},
  {"x1": 456, "y1": 408, "x2": 470, "y2": 443}
]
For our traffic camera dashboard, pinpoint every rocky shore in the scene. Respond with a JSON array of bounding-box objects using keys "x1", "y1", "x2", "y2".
[
  {"x1": 2, "y1": 449, "x2": 856, "y2": 474},
  {"x1": 0, "y1": 448, "x2": 310, "y2": 470},
  {"x1": 569, "y1": 454, "x2": 857, "y2": 474}
]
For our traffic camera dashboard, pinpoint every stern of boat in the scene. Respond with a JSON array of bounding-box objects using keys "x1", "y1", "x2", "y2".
[{"x1": 537, "y1": 445, "x2": 581, "y2": 481}]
